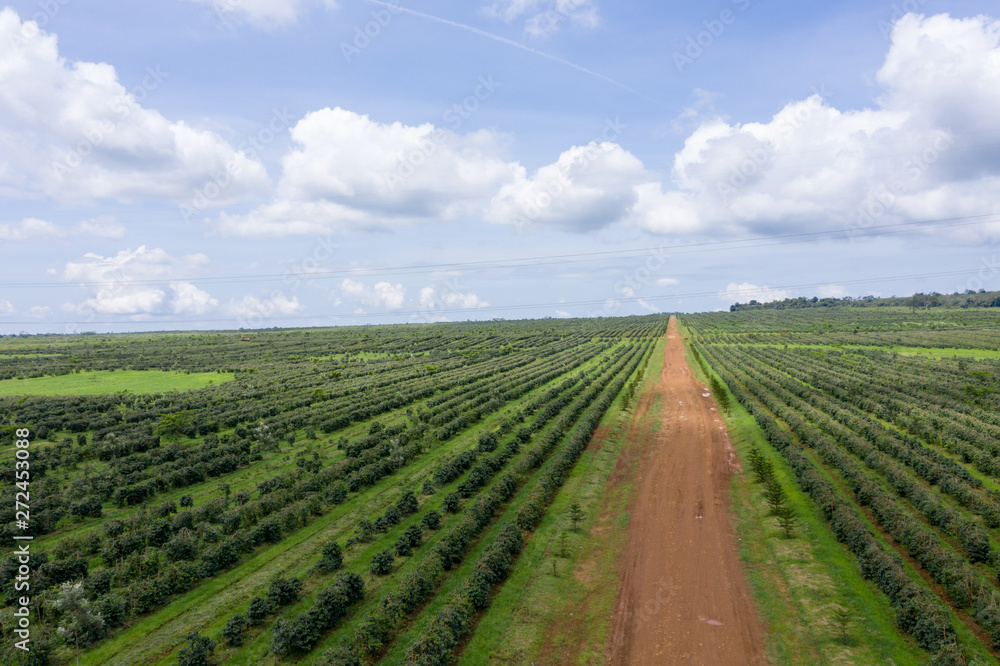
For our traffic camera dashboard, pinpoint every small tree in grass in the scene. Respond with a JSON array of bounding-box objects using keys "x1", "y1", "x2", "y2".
[
  {"x1": 775, "y1": 503, "x2": 796, "y2": 538},
  {"x1": 831, "y1": 606, "x2": 851, "y2": 642},
  {"x1": 557, "y1": 532, "x2": 569, "y2": 558},
  {"x1": 568, "y1": 502, "x2": 585, "y2": 531},
  {"x1": 764, "y1": 476, "x2": 786, "y2": 515},
  {"x1": 51, "y1": 582, "x2": 104, "y2": 666}
]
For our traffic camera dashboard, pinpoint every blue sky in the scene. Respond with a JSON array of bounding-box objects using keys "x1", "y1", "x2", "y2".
[{"x1": 1, "y1": 0, "x2": 999, "y2": 333}]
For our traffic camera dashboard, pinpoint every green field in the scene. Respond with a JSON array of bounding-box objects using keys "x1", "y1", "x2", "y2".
[
  {"x1": 0, "y1": 370, "x2": 234, "y2": 396},
  {"x1": 0, "y1": 317, "x2": 662, "y2": 665},
  {"x1": 3, "y1": 308, "x2": 1000, "y2": 665}
]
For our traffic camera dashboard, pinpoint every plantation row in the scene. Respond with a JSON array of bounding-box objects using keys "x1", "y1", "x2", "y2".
[
  {"x1": 1, "y1": 341, "x2": 630, "y2": 641},
  {"x1": 686, "y1": 310, "x2": 1000, "y2": 663},
  {"x1": 0, "y1": 332, "x2": 608, "y2": 543},
  {"x1": 708, "y1": 345, "x2": 1000, "y2": 533},
  {"x1": 299, "y1": 340, "x2": 651, "y2": 664},
  {"x1": 0, "y1": 316, "x2": 665, "y2": 664}
]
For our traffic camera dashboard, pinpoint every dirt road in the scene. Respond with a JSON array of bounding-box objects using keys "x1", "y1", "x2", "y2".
[{"x1": 609, "y1": 317, "x2": 765, "y2": 665}]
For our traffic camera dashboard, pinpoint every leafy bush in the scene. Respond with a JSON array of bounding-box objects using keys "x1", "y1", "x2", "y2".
[
  {"x1": 177, "y1": 632, "x2": 214, "y2": 666},
  {"x1": 370, "y1": 550, "x2": 394, "y2": 576},
  {"x1": 221, "y1": 613, "x2": 247, "y2": 647}
]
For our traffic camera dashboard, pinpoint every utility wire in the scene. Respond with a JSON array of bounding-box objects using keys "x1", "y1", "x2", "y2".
[{"x1": 3, "y1": 213, "x2": 997, "y2": 289}]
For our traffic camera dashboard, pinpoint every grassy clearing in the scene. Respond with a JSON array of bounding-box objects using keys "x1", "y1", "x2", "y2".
[
  {"x1": 457, "y1": 339, "x2": 665, "y2": 665},
  {"x1": 0, "y1": 369, "x2": 234, "y2": 396},
  {"x1": 678, "y1": 321, "x2": 929, "y2": 665}
]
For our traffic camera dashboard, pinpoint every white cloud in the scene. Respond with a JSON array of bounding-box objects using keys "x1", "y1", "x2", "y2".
[
  {"x1": 224, "y1": 293, "x2": 303, "y2": 319},
  {"x1": 817, "y1": 284, "x2": 849, "y2": 298},
  {"x1": 28, "y1": 305, "x2": 51, "y2": 318},
  {"x1": 213, "y1": 107, "x2": 515, "y2": 237},
  {"x1": 419, "y1": 287, "x2": 437, "y2": 309},
  {"x1": 418, "y1": 286, "x2": 489, "y2": 310},
  {"x1": 637, "y1": 299, "x2": 658, "y2": 312},
  {"x1": 0, "y1": 9, "x2": 269, "y2": 204},
  {"x1": 0, "y1": 215, "x2": 126, "y2": 241},
  {"x1": 0, "y1": 218, "x2": 58, "y2": 241},
  {"x1": 60, "y1": 246, "x2": 213, "y2": 316},
  {"x1": 340, "y1": 278, "x2": 406, "y2": 310},
  {"x1": 170, "y1": 282, "x2": 219, "y2": 315},
  {"x1": 555, "y1": 309, "x2": 571, "y2": 318},
  {"x1": 486, "y1": 142, "x2": 650, "y2": 231},
  {"x1": 485, "y1": 0, "x2": 599, "y2": 38},
  {"x1": 189, "y1": 0, "x2": 338, "y2": 29},
  {"x1": 718, "y1": 282, "x2": 789, "y2": 304},
  {"x1": 208, "y1": 12, "x2": 1000, "y2": 243},
  {"x1": 442, "y1": 291, "x2": 488, "y2": 308},
  {"x1": 628, "y1": 13, "x2": 1000, "y2": 238},
  {"x1": 76, "y1": 216, "x2": 127, "y2": 239},
  {"x1": 656, "y1": 277, "x2": 680, "y2": 286},
  {"x1": 0, "y1": 300, "x2": 15, "y2": 315}
]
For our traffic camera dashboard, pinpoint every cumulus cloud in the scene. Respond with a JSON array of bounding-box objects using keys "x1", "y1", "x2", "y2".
[
  {"x1": 215, "y1": 12, "x2": 1000, "y2": 241},
  {"x1": 817, "y1": 284, "x2": 850, "y2": 298},
  {"x1": 418, "y1": 286, "x2": 489, "y2": 310},
  {"x1": 340, "y1": 278, "x2": 406, "y2": 310},
  {"x1": 629, "y1": 13, "x2": 1000, "y2": 238},
  {"x1": 59, "y1": 246, "x2": 214, "y2": 317},
  {"x1": 481, "y1": 13, "x2": 1000, "y2": 239},
  {"x1": 0, "y1": 218, "x2": 58, "y2": 241},
  {"x1": 718, "y1": 282, "x2": 789, "y2": 304},
  {"x1": 213, "y1": 107, "x2": 514, "y2": 237},
  {"x1": 170, "y1": 282, "x2": 219, "y2": 315},
  {"x1": 0, "y1": 9, "x2": 269, "y2": 204},
  {"x1": 189, "y1": 0, "x2": 338, "y2": 29},
  {"x1": 224, "y1": 293, "x2": 303, "y2": 320},
  {"x1": 486, "y1": 141, "x2": 650, "y2": 230},
  {"x1": 0, "y1": 216, "x2": 126, "y2": 241},
  {"x1": 0, "y1": 300, "x2": 15, "y2": 315},
  {"x1": 485, "y1": 0, "x2": 599, "y2": 38}
]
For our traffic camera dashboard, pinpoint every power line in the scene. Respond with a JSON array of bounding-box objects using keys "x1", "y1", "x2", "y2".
[{"x1": 4, "y1": 213, "x2": 997, "y2": 290}]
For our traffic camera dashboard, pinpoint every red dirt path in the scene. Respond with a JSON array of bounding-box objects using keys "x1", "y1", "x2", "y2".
[{"x1": 609, "y1": 317, "x2": 766, "y2": 665}]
